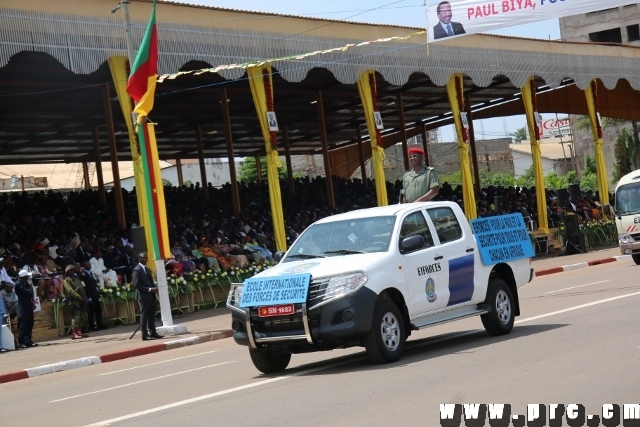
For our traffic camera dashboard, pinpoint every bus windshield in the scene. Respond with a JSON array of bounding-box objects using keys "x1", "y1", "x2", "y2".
[{"x1": 616, "y1": 182, "x2": 640, "y2": 216}]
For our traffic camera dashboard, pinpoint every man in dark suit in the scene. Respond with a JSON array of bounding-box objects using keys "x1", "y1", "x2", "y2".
[
  {"x1": 433, "y1": 1, "x2": 466, "y2": 40},
  {"x1": 133, "y1": 253, "x2": 163, "y2": 341},
  {"x1": 80, "y1": 260, "x2": 104, "y2": 331}
]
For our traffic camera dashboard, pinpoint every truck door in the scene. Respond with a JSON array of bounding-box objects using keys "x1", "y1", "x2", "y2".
[
  {"x1": 425, "y1": 206, "x2": 479, "y2": 308},
  {"x1": 398, "y1": 210, "x2": 448, "y2": 317}
]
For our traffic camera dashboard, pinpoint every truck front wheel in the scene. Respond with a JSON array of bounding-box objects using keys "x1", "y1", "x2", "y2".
[
  {"x1": 481, "y1": 278, "x2": 515, "y2": 336},
  {"x1": 249, "y1": 347, "x2": 292, "y2": 374},
  {"x1": 364, "y1": 299, "x2": 406, "y2": 364}
]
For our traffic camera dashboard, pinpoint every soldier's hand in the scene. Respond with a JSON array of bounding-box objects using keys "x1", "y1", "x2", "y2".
[{"x1": 150, "y1": 287, "x2": 158, "y2": 294}]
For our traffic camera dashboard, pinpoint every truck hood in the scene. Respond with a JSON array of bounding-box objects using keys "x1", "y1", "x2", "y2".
[{"x1": 255, "y1": 252, "x2": 386, "y2": 279}]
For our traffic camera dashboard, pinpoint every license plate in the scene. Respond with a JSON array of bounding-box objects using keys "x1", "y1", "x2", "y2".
[{"x1": 258, "y1": 304, "x2": 295, "y2": 317}]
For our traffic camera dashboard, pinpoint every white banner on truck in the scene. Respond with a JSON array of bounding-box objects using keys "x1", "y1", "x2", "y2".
[{"x1": 426, "y1": 0, "x2": 637, "y2": 42}]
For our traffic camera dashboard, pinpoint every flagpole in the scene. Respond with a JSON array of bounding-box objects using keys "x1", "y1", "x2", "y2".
[{"x1": 111, "y1": 1, "x2": 136, "y2": 66}]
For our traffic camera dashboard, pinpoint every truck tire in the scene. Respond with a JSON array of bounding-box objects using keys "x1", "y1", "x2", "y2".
[
  {"x1": 632, "y1": 254, "x2": 640, "y2": 265},
  {"x1": 364, "y1": 299, "x2": 406, "y2": 364},
  {"x1": 249, "y1": 347, "x2": 292, "y2": 374},
  {"x1": 481, "y1": 279, "x2": 515, "y2": 336}
]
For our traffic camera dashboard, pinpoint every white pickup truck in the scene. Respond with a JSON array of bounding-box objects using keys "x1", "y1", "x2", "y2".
[{"x1": 227, "y1": 201, "x2": 534, "y2": 373}]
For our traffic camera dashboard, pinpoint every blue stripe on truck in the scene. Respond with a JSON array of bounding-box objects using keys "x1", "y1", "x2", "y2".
[{"x1": 447, "y1": 254, "x2": 475, "y2": 306}]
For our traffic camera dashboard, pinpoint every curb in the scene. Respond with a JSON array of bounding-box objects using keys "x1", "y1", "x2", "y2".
[
  {"x1": 535, "y1": 255, "x2": 630, "y2": 277},
  {"x1": 0, "y1": 330, "x2": 233, "y2": 385}
]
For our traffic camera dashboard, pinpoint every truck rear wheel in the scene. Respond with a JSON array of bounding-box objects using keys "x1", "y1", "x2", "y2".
[
  {"x1": 481, "y1": 279, "x2": 515, "y2": 336},
  {"x1": 632, "y1": 254, "x2": 640, "y2": 265},
  {"x1": 249, "y1": 347, "x2": 292, "y2": 374},
  {"x1": 364, "y1": 299, "x2": 406, "y2": 364}
]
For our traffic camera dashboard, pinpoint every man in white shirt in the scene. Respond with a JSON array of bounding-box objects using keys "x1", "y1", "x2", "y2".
[{"x1": 90, "y1": 250, "x2": 118, "y2": 288}]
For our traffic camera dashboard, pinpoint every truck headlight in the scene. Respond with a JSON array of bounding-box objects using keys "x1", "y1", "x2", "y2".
[
  {"x1": 323, "y1": 272, "x2": 368, "y2": 301},
  {"x1": 619, "y1": 233, "x2": 636, "y2": 244},
  {"x1": 227, "y1": 284, "x2": 243, "y2": 307}
]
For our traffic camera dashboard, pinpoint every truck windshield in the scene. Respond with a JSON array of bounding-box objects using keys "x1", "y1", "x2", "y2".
[
  {"x1": 283, "y1": 216, "x2": 396, "y2": 262},
  {"x1": 616, "y1": 182, "x2": 640, "y2": 215}
]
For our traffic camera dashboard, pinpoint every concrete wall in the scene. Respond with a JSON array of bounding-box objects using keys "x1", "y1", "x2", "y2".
[{"x1": 560, "y1": 4, "x2": 640, "y2": 45}]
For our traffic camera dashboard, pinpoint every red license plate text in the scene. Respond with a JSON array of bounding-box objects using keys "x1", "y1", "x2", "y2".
[{"x1": 258, "y1": 304, "x2": 295, "y2": 317}]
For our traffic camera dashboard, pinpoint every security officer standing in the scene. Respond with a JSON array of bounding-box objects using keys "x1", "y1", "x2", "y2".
[
  {"x1": 63, "y1": 264, "x2": 89, "y2": 340},
  {"x1": 401, "y1": 147, "x2": 440, "y2": 203},
  {"x1": 14, "y1": 270, "x2": 37, "y2": 348},
  {"x1": 133, "y1": 253, "x2": 163, "y2": 341},
  {"x1": 79, "y1": 260, "x2": 104, "y2": 331}
]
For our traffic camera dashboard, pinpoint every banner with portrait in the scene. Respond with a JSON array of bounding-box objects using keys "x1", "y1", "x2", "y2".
[{"x1": 426, "y1": 0, "x2": 637, "y2": 42}]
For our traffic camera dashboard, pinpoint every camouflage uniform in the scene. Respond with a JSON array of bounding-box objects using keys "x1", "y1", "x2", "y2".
[{"x1": 63, "y1": 275, "x2": 88, "y2": 332}]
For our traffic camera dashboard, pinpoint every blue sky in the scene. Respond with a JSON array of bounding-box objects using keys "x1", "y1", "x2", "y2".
[{"x1": 168, "y1": 0, "x2": 563, "y2": 141}]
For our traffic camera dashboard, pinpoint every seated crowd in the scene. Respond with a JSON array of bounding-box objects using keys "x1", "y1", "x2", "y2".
[{"x1": 0, "y1": 175, "x2": 605, "y2": 306}]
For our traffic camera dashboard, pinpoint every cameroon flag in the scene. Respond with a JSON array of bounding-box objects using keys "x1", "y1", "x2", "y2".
[{"x1": 126, "y1": 0, "x2": 171, "y2": 260}]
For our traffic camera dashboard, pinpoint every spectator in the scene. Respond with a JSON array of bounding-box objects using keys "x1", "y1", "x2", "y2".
[
  {"x1": 90, "y1": 249, "x2": 118, "y2": 288},
  {"x1": 0, "y1": 291, "x2": 7, "y2": 353},
  {"x1": 1, "y1": 282, "x2": 18, "y2": 319}
]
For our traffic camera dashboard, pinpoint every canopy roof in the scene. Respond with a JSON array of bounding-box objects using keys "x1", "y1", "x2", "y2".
[{"x1": 2, "y1": 0, "x2": 640, "y2": 177}]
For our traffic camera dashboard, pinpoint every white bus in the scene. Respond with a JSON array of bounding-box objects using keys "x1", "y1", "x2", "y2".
[{"x1": 613, "y1": 169, "x2": 640, "y2": 264}]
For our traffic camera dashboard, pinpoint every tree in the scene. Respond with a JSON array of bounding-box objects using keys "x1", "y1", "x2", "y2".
[
  {"x1": 613, "y1": 128, "x2": 633, "y2": 182},
  {"x1": 515, "y1": 165, "x2": 535, "y2": 188},
  {"x1": 510, "y1": 126, "x2": 527, "y2": 144},
  {"x1": 162, "y1": 178, "x2": 172, "y2": 187},
  {"x1": 238, "y1": 157, "x2": 289, "y2": 183},
  {"x1": 573, "y1": 115, "x2": 626, "y2": 135},
  {"x1": 584, "y1": 155, "x2": 596, "y2": 176}
]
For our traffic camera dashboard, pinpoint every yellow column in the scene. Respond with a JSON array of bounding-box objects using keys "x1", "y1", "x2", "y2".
[
  {"x1": 521, "y1": 77, "x2": 549, "y2": 233},
  {"x1": 357, "y1": 70, "x2": 388, "y2": 207},
  {"x1": 584, "y1": 79, "x2": 610, "y2": 213},
  {"x1": 107, "y1": 56, "x2": 155, "y2": 267},
  {"x1": 445, "y1": 74, "x2": 477, "y2": 220},
  {"x1": 247, "y1": 65, "x2": 287, "y2": 252}
]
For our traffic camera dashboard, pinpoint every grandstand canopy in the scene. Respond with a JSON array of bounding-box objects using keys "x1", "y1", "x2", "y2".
[{"x1": 2, "y1": 0, "x2": 640, "y2": 178}]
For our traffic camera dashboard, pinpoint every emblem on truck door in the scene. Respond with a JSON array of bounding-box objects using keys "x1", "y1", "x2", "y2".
[{"x1": 425, "y1": 277, "x2": 437, "y2": 302}]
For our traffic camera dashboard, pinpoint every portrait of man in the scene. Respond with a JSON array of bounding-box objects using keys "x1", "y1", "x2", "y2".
[{"x1": 433, "y1": 1, "x2": 466, "y2": 40}]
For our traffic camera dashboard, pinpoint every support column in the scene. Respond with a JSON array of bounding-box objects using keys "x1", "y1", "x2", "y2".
[
  {"x1": 92, "y1": 127, "x2": 106, "y2": 205},
  {"x1": 465, "y1": 94, "x2": 482, "y2": 194},
  {"x1": 221, "y1": 87, "x2": 241, "y2": 214},
  {"x1": 175, "y1": 158, "x2": 184, "y2": 188},
  {"x1": 357, "y1": 70, "x2": 388, "y2": 206},
  {"x1": 584, "y1": 79, "x2": 610, "y2": 213},
  {"x1": 446, "y1": 74, "x2": 477, "y2": 220},
  {"x1": 255, "y1": 156, "x2": 263, "y2": 183},
  {"x1": 247, "y1": 65, "x2": 286, "y2": 251},
  {"x1": 396, "y1": 93, "x2": 409, "y2": 170},
  {"x1": 195, "y1": 126, "x2": 209, "y2": 201},
  {"x1": 317, "y1": 91, "x2": 335, "y2": 209},
  {"x1": 356, "y1": 125, "x2": 368, "y2": 187},
  {"x1": 420, "y1": 123, "x2": 430, "y2": 167},
  {"x1": 82, "y1": 161, "x2": 91, "y2": 191},
  {"x1": 521, "y1": 77, "x2": 549, "y2": 233},
  {"x1": 102, "y1": 84, "x2": 126, "y2": 230},
  {"x1": 283, "y1": 127, "x2": 295, "y2": 196}
]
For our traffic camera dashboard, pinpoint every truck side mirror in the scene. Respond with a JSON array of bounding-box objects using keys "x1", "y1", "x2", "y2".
[
  {"x1": 400, "y1": 235, "x2": 425, "y2": 253},
  {"x1": 273, "y1": 251, "x2": 285, "y2": 263}
]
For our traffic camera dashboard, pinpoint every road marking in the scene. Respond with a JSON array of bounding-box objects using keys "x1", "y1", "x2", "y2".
[
  {"x1": 83, "y1": 356, "x2": 368, "y2": 427},
  {"x1": 516, "y1": 291, "x2": 640, "y2": 324},
  {"x1": 98, "y1": 350, "x2": 219, "y2": 376},
  {"x1": 83, "y1": 290, "x2": 640, "y2": 426},
  {"x1": 51, "y1": 362, "x2": 233, "y2": 403},
  {"x1": 545, "y1": 280, "x2": 610, "y2": 294}
]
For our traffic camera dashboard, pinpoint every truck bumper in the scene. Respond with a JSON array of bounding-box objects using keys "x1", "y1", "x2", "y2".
[
  {"x1": 619, "y1": 241, "x2": 640, "y2": 255},
  {"x1": 230, "y1": 286, "x2": 378, "y2": 349}
]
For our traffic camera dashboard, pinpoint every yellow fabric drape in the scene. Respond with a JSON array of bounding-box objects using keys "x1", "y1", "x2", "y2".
[
  {"x1": 584, "y1": 80, "x2": 610, "y2": 213},
  {"x1": 521, "y1": 78, "x2": 549, "y2": 233},
  {"x1": 247, "y1": 65, "x2": 287, "y2": 252},
  {"x1": 445, "y1": 74, "x2": 477, "y2": 220},
  {"x1": 107, "y1": 56, "x2": 156, "y2": 271},
  {"x1": 357, "y1": 70, "x2": 388, "y2": 207}
]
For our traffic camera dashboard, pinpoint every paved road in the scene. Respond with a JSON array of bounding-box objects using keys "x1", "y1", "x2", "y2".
[{"x1": 1, "y1": 259, "x2": 638, "y2": 427}]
